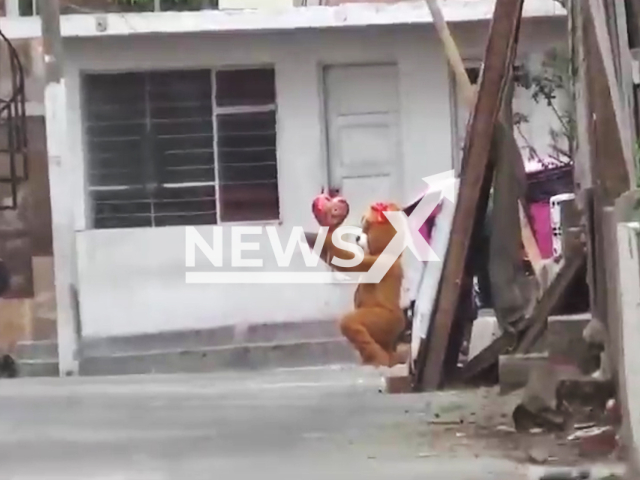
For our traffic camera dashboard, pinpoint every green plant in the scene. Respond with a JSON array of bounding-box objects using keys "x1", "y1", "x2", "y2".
[{"x1": 514, "y1": 47, "x2": 575, "y2": 168}]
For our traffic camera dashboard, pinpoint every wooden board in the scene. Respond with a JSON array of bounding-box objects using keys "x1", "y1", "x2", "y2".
[
  {"x1": 424, "y1": 0, "x2": 543, "y2": 283},
  {"x1": 516, "y1": 250, "x2": 586, "y2": 354},
  {"x1": 416, "y1": 0, "x2": 526, "y2": 391},
  {"x1": 459, "y1": 249, "x2": 585, "y2": 382},
  {"x1": 586, "y1": 0, "x2": 636, "y2": 183}
]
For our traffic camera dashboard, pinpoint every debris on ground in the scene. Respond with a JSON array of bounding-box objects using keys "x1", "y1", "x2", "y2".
[
  {"x1": 419, "y1": 385, "x2": 625, "y2": 467},
  {"x1": 568, "y1": 426, "x2": 619, "y2": 458}
]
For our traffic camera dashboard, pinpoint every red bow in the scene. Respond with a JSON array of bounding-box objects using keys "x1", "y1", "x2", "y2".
[{"x1": 370, "y1": 202, "x2": 392, "y2": 223}]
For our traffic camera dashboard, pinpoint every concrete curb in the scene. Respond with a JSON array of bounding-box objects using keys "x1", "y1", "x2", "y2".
[{"x1": 528, "y1": 463, "x2": 625, "y2": 479}]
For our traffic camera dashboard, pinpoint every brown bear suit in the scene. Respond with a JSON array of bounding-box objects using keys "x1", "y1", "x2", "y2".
[{"x1": 318, "y1": 202, "x2": 406, "y2": 368}]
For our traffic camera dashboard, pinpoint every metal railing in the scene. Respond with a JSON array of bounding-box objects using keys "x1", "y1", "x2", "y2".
[{"x1": 0, "y1": 28, "x2": 28, "y2": 210}]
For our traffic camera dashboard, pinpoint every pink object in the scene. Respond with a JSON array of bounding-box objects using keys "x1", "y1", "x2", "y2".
[
  {"x1": 403, "y1": 191, "x2": 443, "y2": 247},
  {"x1": 529, "y1": 202, "x2": 553, "y2": 259},
  {"x1": 312, "y1": 191, "x2": 349, "y2": 227}
]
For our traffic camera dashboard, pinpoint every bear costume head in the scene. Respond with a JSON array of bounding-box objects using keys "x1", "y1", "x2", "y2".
[{"x1": 358, "y1": 202, "x2": 403, "y2": 256}]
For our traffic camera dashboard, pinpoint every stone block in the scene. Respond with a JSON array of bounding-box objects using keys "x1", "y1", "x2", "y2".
[
  {"x1": 547, "y1": 313, "x2": 593, "y2": 372},
  {"x1": 499, "y1": 352, "x2": 549, "y2": 393},
  {"x1": 384, "y1": 375, "x2": 411, "y2": 394}
]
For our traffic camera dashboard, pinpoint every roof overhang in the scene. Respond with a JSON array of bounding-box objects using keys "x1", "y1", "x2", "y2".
[{"x1": 0, "y1": 0, "x2": 566, "y2": 41}]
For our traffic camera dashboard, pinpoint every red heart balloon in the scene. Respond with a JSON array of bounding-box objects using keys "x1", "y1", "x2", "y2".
[{"x1": 312, "y1": 192, "x2": 349, "y2": 227}]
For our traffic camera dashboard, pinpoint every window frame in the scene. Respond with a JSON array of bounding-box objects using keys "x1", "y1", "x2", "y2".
[
  {"x1": 81, "y1": 64, "x2": 281, "y2": 230},
  {"x1": 212, "y1": 65, "x2": 281, "y2": 226},
  {"x1": 8, "y1": 0, "x2": 219, "y2": 16}
]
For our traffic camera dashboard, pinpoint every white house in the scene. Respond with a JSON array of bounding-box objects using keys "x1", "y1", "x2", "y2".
[{"x1": 2, "y1": 1, "x2": 567, "y2": 368}]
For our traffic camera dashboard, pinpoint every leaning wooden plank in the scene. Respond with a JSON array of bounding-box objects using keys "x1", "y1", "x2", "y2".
[
  {"x1": 612, "y1": 0, "x2": 636, "y2": 143},
  {"x1": 459, "y1": 249, "x2": 585, "y2": 381},
  {"x1": 586, "y1": 0, "x2": 636, "y2": 183},
  {"x1": 519, "y1": 202, "x2": 543, "y2": 280},
  {"x1": 516, "y1": 250, "x2": 586, "y2": 354},
  {"x1": 424, "y1": 0, "x2": 544, "y2": 283},
  {"x1": 424, "y1": 0, "x2": 476, "y2": 108},
  {"x1": 459, "y1": 329, "x2": 517, "y2": 383},
  {"x1": 582, "y1": 2, "x2": 633, "y2": 332},
  {"x1": 416, "y1": 0, "x2": 526, "y2": 391},
  {"x1": 569, "y1": 0, "x2": 593, "y2": 203}
]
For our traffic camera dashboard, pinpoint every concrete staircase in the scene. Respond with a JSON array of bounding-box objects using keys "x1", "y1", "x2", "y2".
[
  {"x1": 497, "y1": 312, "x2": 596, "y2": 392},
  {"x1": 14, "y1": 319, "x2": 359, "y2": 377}
]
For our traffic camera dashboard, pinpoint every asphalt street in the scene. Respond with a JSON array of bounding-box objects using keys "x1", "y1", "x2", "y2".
[{"x1": 0, "y1": 365, "x2": 611, "y2": 480}]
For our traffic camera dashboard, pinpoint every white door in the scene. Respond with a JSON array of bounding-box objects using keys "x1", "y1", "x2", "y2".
[{"x1": 324, "y1": 64, "x2": 401, "y2": 227}]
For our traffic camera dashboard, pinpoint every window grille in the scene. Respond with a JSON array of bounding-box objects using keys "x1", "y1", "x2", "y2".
[
  {"x1": 12, "y1": 0, "x2": 219, "y2": 16},
  {"x1": 83, "y1": 67, "x2": 279, "y2": 229}
]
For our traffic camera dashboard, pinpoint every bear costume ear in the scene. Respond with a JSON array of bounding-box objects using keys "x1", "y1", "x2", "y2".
[{"x1": 367, "y1": 202, "x2": 401, "y2": 224}]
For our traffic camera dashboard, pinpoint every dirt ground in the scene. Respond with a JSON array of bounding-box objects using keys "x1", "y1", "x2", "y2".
[{"x1": 419, "y1": 386, "x2": 624, "y2": 467}]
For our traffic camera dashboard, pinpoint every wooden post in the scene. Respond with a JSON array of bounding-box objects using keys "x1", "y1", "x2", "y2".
[
  {"x1": 416, "y1": 0, "x2": 526, "y2": 391},
  {"x1": 586, "y1": 0, "x2": 636, "y2": 183},
  {"x1": 423, "y1": 0, "x2": 543, "y2": 280},
  {"x1": 39, "y1": 0, "x2": 80, "y2": 376}
]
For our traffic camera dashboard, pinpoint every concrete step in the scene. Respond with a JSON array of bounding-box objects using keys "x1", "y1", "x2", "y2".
[
  {"x1": 14, "y1": 339, "x2": 57, "y2": 361},
  {"x1": 78, "y1": 338, "x2": 358, "y2": 376},
  {"x1": 16, "y1": 319, "x2": 344, "y2": 361},
  {"x1": 16, "y1": 359, "x2": 59, "y2": 377},
  {"x1": 547, "y1": 312, "x2": 596, "y2": 373},
  {"x1": 82, "y1": 319, "x2": 342, "y2": 357},
  {"x1": 499, "y1": 352, "x2": 549, "y2": 394}
]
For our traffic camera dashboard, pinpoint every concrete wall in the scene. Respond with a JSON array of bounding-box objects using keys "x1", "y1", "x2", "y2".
[{"x1": 63, "y1": 19, "x2": 566, "y2": 338}]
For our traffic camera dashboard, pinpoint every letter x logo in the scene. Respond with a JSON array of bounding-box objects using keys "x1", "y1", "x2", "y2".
[{"x1": 355, "y1": 170, "x2": 458, "y2": 284}]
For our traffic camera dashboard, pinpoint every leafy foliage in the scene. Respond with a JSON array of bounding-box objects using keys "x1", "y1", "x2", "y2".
[{"x1": 513, "y1": 47, "x2": 575, "y2": 169}]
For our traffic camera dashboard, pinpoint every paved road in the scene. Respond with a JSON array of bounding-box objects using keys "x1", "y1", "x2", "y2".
[{"x1": 0, "y1": 366, "x2": 573, "y2": 479}]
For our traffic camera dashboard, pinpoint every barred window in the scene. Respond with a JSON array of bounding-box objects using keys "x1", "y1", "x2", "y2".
[
  {"x1": 15, "y1": 0, "x2": 220, "y2": 16},
  {"x1": 83, "y1": 67, "x2": 279, "y2": 229}
]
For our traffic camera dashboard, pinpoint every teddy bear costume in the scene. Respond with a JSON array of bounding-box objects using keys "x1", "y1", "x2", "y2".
[{"x1": 318, "y1": 202, "x2": 406, "y2": 368}]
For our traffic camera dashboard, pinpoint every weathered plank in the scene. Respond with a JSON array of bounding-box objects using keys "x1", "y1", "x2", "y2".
[
  {"x1": 458, "y1": 248, "x2": 585, "y2": 382},
  {"x1": 569, "y1": 0, "x2": 593, "y2": 201},
  {"x1": 424, "y1": 0, "x2": 543, "y2": 282},
  {"x1": 459, "y1": 330, "x2": 516, "y2": 383},
  {"x1": 586, "y1": 0, "x2": 636, "y2": 183},
  {"x1": 582, "y1": 1, "x2": 634, "y2": 335},
  {"x1": 416, "y1": 0, "x2": 526, "y2": 391},
  {"x1": 516, "y1": 250, "x2": 586, "y2": 354}
]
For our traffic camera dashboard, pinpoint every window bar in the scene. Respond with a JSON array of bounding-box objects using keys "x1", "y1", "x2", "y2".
[
  {"x1": 211, "y1": 70, "x2": 221, "y2": 225},
  {"x1": 143, "y1": 73, "x2": 156, "y2": 227}
]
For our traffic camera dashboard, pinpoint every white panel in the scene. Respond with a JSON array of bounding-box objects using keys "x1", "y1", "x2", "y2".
[
  {"x1": 341, "y1": 176, "x2": 391, "y2": 225},
  {"x1": 325, "y1": 64, "x2": 399, "y2": 115},
  {"x1": 335, "y1": 114, "x2": 397, "y2": 177},
  {"x1": 410, "y1": 183, "x2": 459, "y2": 363}
]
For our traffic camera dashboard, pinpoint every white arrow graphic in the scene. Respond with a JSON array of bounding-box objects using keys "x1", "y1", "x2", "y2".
[{"x1": 339, "y1": 170, "x2": 458, "y2": 284}]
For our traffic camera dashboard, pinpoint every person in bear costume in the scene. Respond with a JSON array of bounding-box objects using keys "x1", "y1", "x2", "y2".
[{"x1": 311, "y1": 202, "x2": 406, "y2": 368}]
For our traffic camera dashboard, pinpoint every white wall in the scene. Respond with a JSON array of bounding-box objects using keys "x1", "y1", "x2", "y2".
[{"x1": 64, "y1": 19, "x2": 566, "y2": 338}]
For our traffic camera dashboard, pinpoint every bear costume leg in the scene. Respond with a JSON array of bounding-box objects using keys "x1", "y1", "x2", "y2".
[{"x1": 340, "y1": 308, "x2": 405, "y2": 367}]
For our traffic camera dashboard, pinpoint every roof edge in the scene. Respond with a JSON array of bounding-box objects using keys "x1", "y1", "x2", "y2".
[{"x1": 0, "y1": 0, "x2": 567, "y2": 41}]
